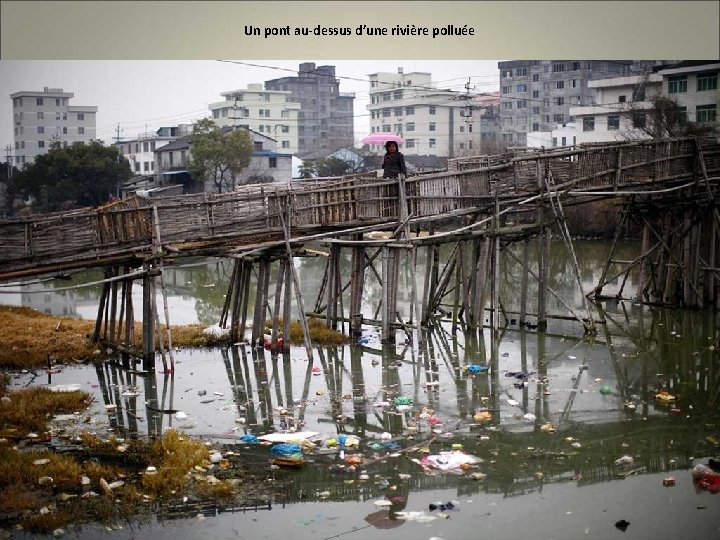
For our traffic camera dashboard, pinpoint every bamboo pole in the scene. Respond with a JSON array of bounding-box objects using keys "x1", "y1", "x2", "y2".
[
  {"x1": 151, "y1": 206, "x2": 175, "y2": 372},
  {"x1": 271, "y1": 259, "x2": 286, "y2": 352},
  {"x1": 282, "y1": 258, "x2": 292, "y2": 353},
  {"x1": 519, "y1": 236, "x2": 530, "y2": 326}
]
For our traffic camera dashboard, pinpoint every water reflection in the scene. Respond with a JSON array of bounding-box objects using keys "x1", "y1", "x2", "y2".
[{"x1": 35, "y1": 304, "x2": 720, "y2": 507}]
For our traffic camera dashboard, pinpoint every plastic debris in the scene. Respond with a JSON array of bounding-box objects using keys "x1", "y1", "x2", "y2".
[
  {"x1": 174, "y1": 411, "x2": 188, "y2": 420},
  {"x1": 599, "y1": 385, "x2": 612, "y2": 395},
  {"x1": 663, "y1": 477, "x2": 676, "y2": 487},
  {"x1": 614, "y1": 455, "x2": 634, "y2": 467},
  {"x1": 615, "y1": 519, "x2": 630, "y2": 532},
  {"x1": 655, "y1": 391, "x2": 676, "y2": 402},
  {"x1": 474, "y1": 411, "x2": 492, "y2": 422},
  {"x1": 373, "y1": 500, "x2": 393, "y2": 507},
  {"x1": 692, "y1": 464, "x2": 720, "y2": 493},
  {"x1": 33, "y1": 459, "x2": 50, "y2": 466},
  {"x1": 467, "y1": 364, "x2": 489, "y2": 375},
  {"x1": 258, "y1": 431, "x2": 318, "y2": 443},
  {"x1": 38, "y1": 476, "x2": 53, "y2": 486},
  {"x1": 416, "y1": 450, "x2": 481, "y2": 472},
  {"x1": 270, "y1": 443, "x2": 302, "y2": 456},
  {"x1": 394, "y1": 396, "x2": 413, "y2": 406},
  {"x1": 540, "y1": 422, "x2": 556, "y2": 433},
  {"x1": 523, "y1": 413, "x2": 536, "y2": 422}
]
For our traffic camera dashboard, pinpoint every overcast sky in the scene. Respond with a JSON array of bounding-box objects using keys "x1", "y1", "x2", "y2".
[{"x1": 0, "y1": 59, "x2": 501, "y2": 152}]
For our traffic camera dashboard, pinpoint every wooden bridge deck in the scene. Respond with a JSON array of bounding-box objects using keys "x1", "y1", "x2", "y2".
[{"x1": 1, "y1": 137, "x2": 719, "y2": 281}]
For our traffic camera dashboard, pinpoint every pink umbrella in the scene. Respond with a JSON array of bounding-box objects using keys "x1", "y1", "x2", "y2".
[{"x1": 360, "y1": 132, "x2": 404, "y2": 145}]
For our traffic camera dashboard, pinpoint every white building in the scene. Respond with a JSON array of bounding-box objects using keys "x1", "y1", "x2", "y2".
[
  {"x1": 10, "y1": 87, "x2": 98, "y2": 167},
  {"x1": 208, "y1": 84, "x2": 300, "y2": 155},
  {"x1": 154, "y1": 126, "x2": 292, "y2": 192},
  {"x1": 569, "y1": 75, "x2": 663, "y2": 145},
  {"x1": 367, "y1": 68, "x2": 482, "y2": 158},
  {"x1": 657, "y1": 61, "x2": 719, "y2": 126},
  {"x1": 526, "y1": 123, "x2": 578, "y2": 149},
  {"x1": 117, "y1": 125, "x2": 190, "y2": 176}
]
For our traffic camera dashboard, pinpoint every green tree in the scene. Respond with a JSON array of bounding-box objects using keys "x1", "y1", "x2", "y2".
[
  {"x1": 14, "y1": 141, "x2": 131, "y2": 213},
  {"x1": 297, "y1": 161, "x2": 317, "y2": 179},
  {"x1": 188, "y1": 118, "x2": 254, "y2": 193},
  {"x1": 315, "y1": 156, "x2": 353, "y2": 177},
  {"x1": 0, "y1": 160, "x2": 21, "y2": 216},
  {"x1": 626, "y1": 95, "x2": 718, "y2": 139}
]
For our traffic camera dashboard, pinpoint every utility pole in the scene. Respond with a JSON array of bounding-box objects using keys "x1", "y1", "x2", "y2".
[
  {"x1": 464, "y1": 78, "x2": 473, "y2": 157},
  {"x1": 4, "y1": 145, "x2": 13, "y2": 178},
  {"x1": 114, "y1": 124, "x2": 123, "y2": 199}
]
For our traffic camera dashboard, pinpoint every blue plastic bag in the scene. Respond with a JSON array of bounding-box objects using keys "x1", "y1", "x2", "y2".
[
  {"x1": 468, "y1": 364, "x2": 489, "y2": 374},
  {"x1": 240, "y1": 434, "x2": 259, "y2": 443},
  {"x1": 271, "y1": 443, "x2": 302, "y2": 456}
]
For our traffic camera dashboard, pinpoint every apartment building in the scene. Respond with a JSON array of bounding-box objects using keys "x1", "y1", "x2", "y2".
[
  {"x1": 116, "y1": 125, "x2": 191, "y2": 176},
  {"x1": 10, "y1": 87, "x2": 98, "y2": 167},
  {"x1": 367, "y1": 68, "x2": 487, "y2": 158},
  {"x1": 657, "y1": 61, "x2": 719, "y2": 126},
  {"x1": 264, "y1": 62, "x2": 355, "y2": 158},
  {"x1": 208, "y1": 84, "x2": 300, "y2": 154},
  {"x1": 496, "y1": 61, "x2": 666, "y2": 147}
]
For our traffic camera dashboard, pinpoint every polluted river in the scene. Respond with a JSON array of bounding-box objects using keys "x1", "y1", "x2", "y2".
[{"x1": 2, "y1": 239, "x2": 720, "y2": 539}]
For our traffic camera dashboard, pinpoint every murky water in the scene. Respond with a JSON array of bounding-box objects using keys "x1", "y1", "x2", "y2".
[{"x1": 3, "y1": 240, "x2": 720, "y2": 538}]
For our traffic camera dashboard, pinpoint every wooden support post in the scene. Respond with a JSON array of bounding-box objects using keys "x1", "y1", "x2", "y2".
[
  {"x1": 271, "y1": 259, "x2": 286, "y2": 352},
  {"x1": 710, "y1": 214, "x2": 717, "y2": 304},
  {"x1": 537, "y1": 228, "x2": 548, "y2": 331},
  {"x1": 519, "y1": 236, "x2": 530, "y2": 326},
  {"x1": 349, "y1": 243, "x2": 365, "y2": 338},
  {"x1": 492, "y1": 194, "x2": 501, "y2": 337},
  {"x1": 123, "y1": 269, "x2": 134, "y2": 367},
  {"x1": 380, "y1": 246, "x2": 391, "y2": 343},
  {"x1": 474, "y1": 237, "x2": 491, "y2": 331},
  {"x1": 109, "y1": 274, "x2": 118, "y2": 341},
  {"x1": 252, "y1": 259, "x2": 268, "y2": 344},
  {"x1": 282, "y1": 258, "x2": 292, "y2": 353},
  {"x1": 239, "y1": 261, "x2": 252, "y2": 341},
  {"x1": 220, "y1": 260, "x2": 238, "y2": 329},
  {"x1": 93, "y1": 270, "x2": 111, "y2": 342},
  {"x1": 451, "y1": 244, "x2": 463, "y2": 334},
  {"x1": 637, "y1": 219, "x2": 651, "y2": 301},
  {"x1": 683, "y1": 211, "x2": 692, "y2": 306},
  {"x1": 142, "y1": 268, "x2": 155, "y2": 371},
  {"x1": 325, "y1": 245, "x2": 339, "y2": 329}
]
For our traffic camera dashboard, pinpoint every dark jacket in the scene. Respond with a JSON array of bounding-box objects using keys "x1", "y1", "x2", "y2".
[{"x1": 382, "y1": 149, "x2": 407, "y2": 178}]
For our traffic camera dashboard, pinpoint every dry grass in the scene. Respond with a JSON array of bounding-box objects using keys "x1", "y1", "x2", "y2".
[
  {"x1": 141, "y1": 429, "x2": 210, "y2": 497},
  {"x1": 0, "y1": 306, "x2": 226, "y2": 369},
  {"x1": 0, "y1": 386, "x2": 92, "y2": 436},
  {"x1": 0, "y1": 446, "x2": 83, "y2": 492},
  {"x1": 19, "y1": 509, "x2": 75, "y2": 534},
  {"x1": 272, "y1": 317, "x2": 349, "y2": 346}
]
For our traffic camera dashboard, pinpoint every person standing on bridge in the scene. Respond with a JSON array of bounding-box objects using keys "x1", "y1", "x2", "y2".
[{"x1": 382, "y1": 141, "x2": 407, "y2": 179}]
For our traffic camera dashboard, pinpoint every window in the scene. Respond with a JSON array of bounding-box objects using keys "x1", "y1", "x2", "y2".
[
  {"x1": 517, "y1": 100, "x2": 528, "y2": 109},
  {"x1": 127, "y1": 144, "x2": 132, "y2": 153},
  {"x1": 269, "y1": 157, "x2": 277, "y2": 168},
  {"x1": 62, "y1": 112, "x2": 67, "y2": 120},
  {"x1": 221, "y1": 108, "x2": 228, "y2": 117},
  {"x1": 502, "y1": 101, "x2": 513, "y2": 110},
  {"x1": 697, "y1": 72, "x2": 718, "y2": 91},
  {"x1": 632, "y1": 88, "x2": 645, "y2": 102},
  {"x1": 144, "y1": 162, "x2": 150, "y2": 172},
  {"x1": 515, "y1": 67, "x2": 527, "y2": 76},
  {"x1": 135, "y1": 143, "x2": 139, "y2": 152},
  {"x1": 282, "y1": 141, "x2": 290, "y2": 148},
  {"x1": 429, "y1": 122, "x2": 436, "y2": 131},
  {"x1": 37, "y1": 126, "x2": 44, "y2": 134},
  {"x1": 618, "y1": 95, "x2": 627, "y2": 103},
  {"x1": 37, "y1": 111, "x2": 44, "y2": 120},
  {"x1": 429, "y1": 106, "x2": 436, "y2": 115},
  {"x1": 501, "y1": 85, "x2": 511, "y2": 94},
  {"x1": 532, "y1": 74, "x2": 539, "y2": 82},
  {"x1": 37, "y1": 98, "x2": 44, "y2": 106},
  {"x1": 38, "y1": 141, "x2": 45, "y2": 148},
  {"x1": 150, "y1": 141, "x2": 156, "y2": 151},
  {"x1": 668, "y1": 75, "x2": 687, "y2": 94},
  {"x1": 552, "y1": 63, "x2": 565, "y2": 73},
  {"x1": 607, "y1": 115, "x2": 620, "y2": 130},
  {"x1": 405, "y1": 106, "x2": 414, "y2": 115},
  {"x1": 371, "y1": 80, "x2": 378, "y2": 88},
  {"x1": 55, "y1": 112, "x2": 60, "y2": 120},
  {"x1": 583, "y1": 117, "x2": 595, "y2": 131},
  {"x1": 553, "y1": 113, "x2": 565, "y2": 123},
  {"x1": 459, "y1": 143, "x2": 465, "y2": 150},
  {"x1": 62, "y1": 127, "x2": 67, "y2": 134},
  {"x1": 561, "y1": 136, "x2": 567, "y2": 146},
  {"x1": 281, "y1": 125, "x2": 289, "y2": 133},
  {"x1": 382, "y1": 124, "x2": 391, "y2": 131},
  {"x1": 469, "y1": 140, "x2": 473, "y2": 149},
  {"x1": 135, "y1": 162, "x2": 140, "y2": 172},
  {"x1": 532, "y1": 122, "x2": 539, "y2": 131},
  {"x1": 254, "y1": 141, "x2": 263, "y2": 150},
  {"x1": 632, "y1": 112, "x2": 646, "y2": 128},
  {"x1": 213, "y1": 109, "x2": 220, "y2": 119},
  {"x1": 553, "y1": 137, "x2": 558, "y2": 146},
  {"x1": 382, "y1": 92, "x2": 391, "y2": 101},
  {"x1": 554, "y1": 97, "x2": 564, "y2": 106},
  {"x1": 696, "y1": 104, "x2": 717, "y2": 123},
  {"x1": 571, "y1": 79, "x2": 578, "y2": 88},
  {"x1": 543, "y1": 82, "x2": 551, "y2": 90},
  {"x1": 460, "y1": 125, "x2": 465, "y2": 132},
  {"x1": 503, "y1": 133, "x2": 513, "y2": 142},
  {"x1": 382, "y1": 109, "x2": 391, "y2": 118},
  {"x1": 77, "y1": 113, "x2": 84, "y2": 121},
  {"x1": 55, "y1": 98, "x2": 61, "y2": 106},
  {"x1": 143, "y1": 142, "x2": 149, "y2": 152},
  {"x1": 393, "y1": 90, "x2": 402, "y2": 99},
  {"x1": 259, "y1": 93, "x2": 270, "y2": 102},
  {"x1": 405, "y1": 122, "x2": 415, "y2": 131},
  {"x1": 259, "y1": 109, "x2": 270, "y2": 117},
  {"x1": 429, "y1": 138, "x2": 436, "y2": 148},
  {"x1": 571, "y1": 62, "x2": 581, "y2": 70},
  {"x1": 394, "y1": 107, "x2": 403, "y2": 116},
  {"x1": 556, "y1": 80, "x2": 565, "y2": 89},
  {"x1": 517, "y1": 84, "x2": 528, "y2": 92},
  {"x1": 371, "y1": 111, "x2": 376, "y2": 120},
  {"x1": 393, "y1": 123, "x2": 402, "y2": 132},
  {"x1": 532, "y1": 90, "x2": 539, "y2": 98},
  {"x1": 500, "y1": 69, "x2": 512, "y2": 78},
  {"x1": 281, "y1": 110, "x2": 289, "y2": 119},
  {"x1": 532, "y1": 106, "x2": 540, "y2": 114},
  {"x1": 468, "y1": 124, "x2": 473, "y2": 132}
]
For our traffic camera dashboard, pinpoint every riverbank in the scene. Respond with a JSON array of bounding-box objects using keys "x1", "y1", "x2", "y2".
[{"x1": 0, "y1": 306, "x2": 348, "y2": 370}]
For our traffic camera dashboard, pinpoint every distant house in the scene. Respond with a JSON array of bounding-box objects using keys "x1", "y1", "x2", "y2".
[{"x1": 153, "y1": 126, "x2": 292, "y2": 193}]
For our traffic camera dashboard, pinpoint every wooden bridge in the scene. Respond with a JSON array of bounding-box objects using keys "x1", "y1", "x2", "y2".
[{"x1": 2, "y1": 137, "x2": 719, "y2": 368}]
